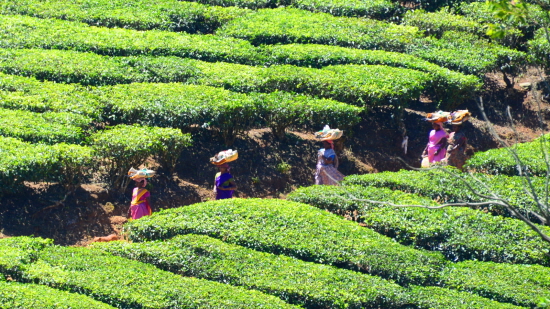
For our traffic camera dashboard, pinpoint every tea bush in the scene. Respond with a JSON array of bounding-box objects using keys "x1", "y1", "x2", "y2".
[
  {"x1": 0, "y1": 280, "x2": 116, "y2": 309},
  {"x1": 90, "y1": 124, "x2": 192, "y2": 190},
  {"x1": 2, "y1": 0, "x2": 249, "y2": 33},
  {"x1": 0, "y1": 48, "x2": 431, "y2": 107},
  {"x1": 0, "y1": 73, "x2": 102, "y2": 118},
  {"x1": 217, "y1": 8, "x2": 526, "y2": 74},
  {"x1": 0, "y1": 108, "x2": 90, "y2": 144},
  {"x1": 0, "y1": 15, "x2": 260, "y2": 64},
  {"x1": 0, "y1": 237, "x2": 298, "y2": 309},
  {"x1": 344, "y1": 168, "x2": 547, "y2": 219},
  {"x1": 466, "y1": 134, "x2": 550, "y2": 176},
  {"x1": 441, "y1": 260, "x2": 550, "y2": 307},
  {"x1": 0, "y1": 137, "x2": 94, "y2": 195},
  {"x1": 124, "y1": 198, "x2": 448, "y2": 285},
  {"x1": 94, "y1": 234, "x2": 407, "y2": 308},
  {"x1": 288, "y1": 185, "x2": 550, "y2": 266}
]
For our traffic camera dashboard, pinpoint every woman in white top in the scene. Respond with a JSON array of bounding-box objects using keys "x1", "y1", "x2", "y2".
[{"x1": 315, "y1": 140, "x2": 344, "y2": 185}]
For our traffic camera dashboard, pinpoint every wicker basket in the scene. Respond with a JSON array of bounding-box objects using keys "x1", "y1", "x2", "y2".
[{"x1": 210, "y1": 150, "x2": 238, "y2": 165}]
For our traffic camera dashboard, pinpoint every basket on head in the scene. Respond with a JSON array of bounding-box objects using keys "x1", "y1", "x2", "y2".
[
  {"x1": 426, "y1": 111, "x2": 450, "y2": 123},
  {"x1": 210, "y1": 149, "x2": 238, "y2": 165},
  {"x1": 315, "y1": 125, "x2": 343, "y2": 141},
  {"x1": 448, "y1": 110, "x2": 471, "y2": 125},
  {"x1": 128, "y1": 167, "x2": 156, "y2": 179}
]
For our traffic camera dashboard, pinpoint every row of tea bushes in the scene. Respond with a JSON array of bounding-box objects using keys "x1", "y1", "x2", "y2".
[
  {"x1": 2, "y1": 0, "x2": 249, "y2": 33},
  {"x1": 0, "y1": 15, "x2": 260, "y2": 64},
  {"x1": 0, "y1": 73, "x2": 362, "y2": 144},
  {"x1": 124, "y1": 198, "x2": 448, "y2": 286},
  {"x1": 0, "y1": 48, "x2": 431, "y2": 107},
  {"x1": 287, "y1": 185, "x2": 550, "y2": 266},
  {"x1": 94, "y1": 235, "x2": 524, "y2": 309},
  {"x1": 466, "y1": 134, "x2": 550, "y2": 176},
  {"x1": 458, "y1": 2, "x2": 547, "y2": 42},
  {"x1": 0, "y1": 280, "x2": 116, "y2": 309},
  {"x1": 216, "y1": 8, "x2": 526, "y2": 75},
  {"x1": 0, "y1": 74, "x2": 102, "y2": 117},
  {"x1": 123, "y1": 198, "x2": 549, "y2": 308},
  {"x1": 401, "y1": 8, "x2": 524, "y2": 48},
  {"x1": 0, "y1": 136, "x2": 94, "y2": 195},
  {"x1": 94, "y1": 234, "x2": 407, "y2": 308},
  {"x1": 0, "y1": 124, "x2": 191, "y2": 194},
  {"x1": 344, "y1": 168, "x2": 547, "y2": 220},
  {"x1": 0, "y1": 237, "x2": 298, "y2": 309},
  {"x1": 0, "y1": 108, "x2": 91, "y2": 144},
  {"x1": 441, "y1": 260, "x2": 550, "y2": 308},
  {"x1": 527, "y1": 28, "x2": 550, "y2": 69},
  {"x1": 89, "y1": 124, "x2": 192, "y2": 190},
  {"x1": 2, "y1": 0, "x2": 399, "y2": 22},
  {"x1": 0, "y1": 15, "x2": 482, "y2": 107}
]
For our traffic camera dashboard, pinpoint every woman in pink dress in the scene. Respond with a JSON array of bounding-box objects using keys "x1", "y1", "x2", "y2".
[
  {"x1": 127, "y1": 178, "x2": 152, "y2": 220},
  {"x1": 422, "y1": 122, "x2": 448, "y2": 164}
]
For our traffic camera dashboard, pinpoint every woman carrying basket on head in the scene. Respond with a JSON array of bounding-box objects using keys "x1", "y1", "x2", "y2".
[
  {"x1": 422, "y1": 111, "x2": 449, "y2": 166},
  {"x1": 315, "y1": 126, "x2": 345, "y2": 186},
  {"x1": 127, "y1": 168, "x2": 154, "y2": 220},
  {"x1": 211, "y1": 150, "x2": 238, "y2": 200},
  {"x1": 444, "y1": 110, "x2": 471, "y2": 170}
]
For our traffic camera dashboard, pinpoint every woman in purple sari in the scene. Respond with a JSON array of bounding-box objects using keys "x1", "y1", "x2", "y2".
[
  {"x1": 214, "y1": 163, "x2": 237, "y2": 200},
  {"x1": 422, "y1": 121, "x2": 448, "y2": 164}
]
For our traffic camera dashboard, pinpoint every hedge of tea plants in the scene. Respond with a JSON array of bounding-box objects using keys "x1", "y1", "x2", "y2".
[
  {"x1": 94, "y1": 234, "x2": 407, "y2": 308},
  {"x1": 441, "y1": 260, "x2": 550, "y2": 308},
  {"x1": 0, "y1": 237, "x2": 298, "y2": 309},
  {"x1": 90, "y1": 124, "x2": 192, "y2": 190},
  {"x1": 216, "y1": 8, "x2": 526, "y2": 74},
  {"x1": 0, "y1": 136, "x2": 94, "y2": 195},
  {"x1": 1, "y1": 0, "x2": 249, "y2": 33},
  {"x1": 465, "y1": 134, "x2": 550, "y2": 176},
  {"x1": 0, "y1": 73, "x2": 102, "y2": 118},
  {"x1": 124, "y1": 198, "x2": 449, "y2": 286},
  {"x1": 94, "y1": 234, "x2": 526, "y2": 309},
  {"x1": 0, "y1": 108, "x2": 90, "y2": 144},
  {"x1": 0, "y1": 15, "x2": 260, "y2": 64},
  {"x1": 1, "y1": 0, "x2": 399, "y2": 21},
  {"x1": 0, "y1": 48, "x2": 431, "y2": 107},
  {"x1": 0, "y1": 280, "x2": 116, "y2": 309},
  {"x1": 343, "y1": 168, "x2": 547, "y2": 219},
  {"x1": 288, "y1": 185, "x2": 550, "y2": 266}
]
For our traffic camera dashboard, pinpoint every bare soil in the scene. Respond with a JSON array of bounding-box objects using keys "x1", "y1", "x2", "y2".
[{"x1": 1, "y1": 71, "x2": 549, "y2": 246}]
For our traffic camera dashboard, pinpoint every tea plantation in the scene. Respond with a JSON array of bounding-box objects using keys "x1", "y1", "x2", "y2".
[{"x1": 1, "y1": 0, "x2": 549, "y2": 307}]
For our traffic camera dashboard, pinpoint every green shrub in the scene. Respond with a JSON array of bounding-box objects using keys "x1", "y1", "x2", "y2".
[
  {"x1": 0, "y1": 137, "x2": 94, "y2": 194},
  {"x1": 0, "y1": 237, "x2": 299, "y2": 309},
  {"x1": 408, "y1": 31, "x2": 527, "y2": 75},
  {"x1": 459, "y1": 1, "x2": 545, "y2": 44},
  {"x1": 0, "y1": 48, "x2": 431, "y2": 108},
  {"x1": 125, "y1": 198, "x2": 448, "y2": 286},
  {"x1": 0, "y1": 280, "x2": 116, "y2": 309},
  {"x1": 441, "y1": 260, "x2": 550, "y2": 308},
  {"x1": 261, "y1": 44, "x2": 482, "y2": 109},
  {"x1": 465, "y1": 134, "x2": 550, "y2": 176},
  {"x1": 0, "y1": 15, "x2": 261, "y2": 64},
  {"x1": 343, "y1": 168, "x2": 548, "y2": 220},
  {"x1": 217, "y1": 8, "x2": 420, "y2": 51},
  {"x1": 0, "y1": 73, "x2": 103, "y2": 118},
  {"x1": 402, "y1": 9, "x2": 484, "y2": 38},
  {"x1": 90, "y1": 124, "x2": 192, "y2": 191},
  {"x1": 0, "y1": 108, "x2": 90, "y2": 144},
  {"x1": 405, "y1": 286, "x2": 523, "y2": 309},
  {"x1": 94, "y1": 234, "x2": 407, "y2": 308},
  {"x1": 2, "y1": 0, "x2": 249, "y2": 33},
  {"x1": 251, "y1": 91, "x2": 362, "y2": 139},
  {"x1": 217, "y1": 8, "x2": 526, "y2": 74},
  {"x1": 528, "y1": 28, "x2": 550, "y2": 68},
  {"x1": 288, "y1": 185, "x2": 550, "y2": 266}
]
